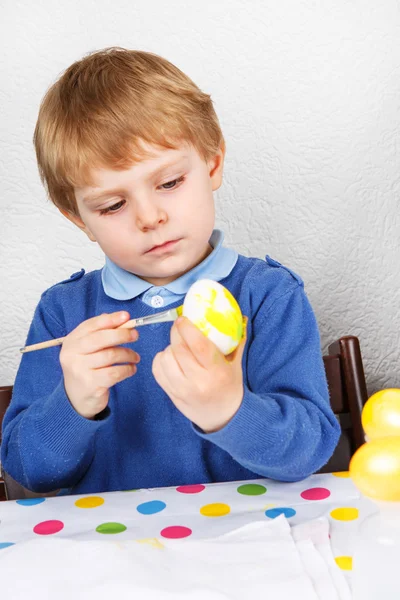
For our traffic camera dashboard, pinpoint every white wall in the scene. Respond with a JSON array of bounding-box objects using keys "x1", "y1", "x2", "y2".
[{"x1": 1, "y1": 0, "x2": 400, "y2": 393}]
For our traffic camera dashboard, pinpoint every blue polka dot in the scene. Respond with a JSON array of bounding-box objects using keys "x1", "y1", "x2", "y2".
[
  {"x1": 136, "y1": 500, "x2": 166, "y2": 515},
  {"x1": 265, "y1": 507, "x2": 296, "y2": 519},
  {"x1": 0, "y1": 543, "x2": 15, "y2": 549},
  {"x1": 16, "y1": 498, "x2": 46, "y2": 506}
]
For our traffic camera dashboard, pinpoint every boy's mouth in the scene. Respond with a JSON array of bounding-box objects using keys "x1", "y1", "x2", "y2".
[{"x1": 145, "y1": 239, "x2": 182, "y2": 255}]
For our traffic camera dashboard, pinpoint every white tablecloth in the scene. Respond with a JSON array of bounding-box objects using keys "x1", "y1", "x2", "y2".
[{"x1": 0, "y1": 472, "x2": 375, "y2": 597}]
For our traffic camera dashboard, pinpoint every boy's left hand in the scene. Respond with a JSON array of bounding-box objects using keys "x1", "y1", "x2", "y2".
[{"x1": 152, "y1": 316, "x2": 247, "y2": 433}]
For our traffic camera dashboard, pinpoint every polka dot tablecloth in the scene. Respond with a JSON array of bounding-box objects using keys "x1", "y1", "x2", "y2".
[{"x1": 0, "y1": 473, "x2": 375, "y2": 579}]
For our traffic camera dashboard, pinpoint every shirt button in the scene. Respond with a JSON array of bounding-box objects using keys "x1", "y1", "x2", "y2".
[{"x1": 151, "y1": 295, "x2": 164, "y2": 308}]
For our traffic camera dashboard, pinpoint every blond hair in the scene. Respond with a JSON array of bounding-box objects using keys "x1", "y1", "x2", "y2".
[{"x1": 34, "y1": 47, "x2": 224, "y2": 215}]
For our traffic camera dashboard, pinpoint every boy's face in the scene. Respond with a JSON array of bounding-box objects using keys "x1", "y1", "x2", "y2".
[{"x1": 68, "y1": 143, "x2": 224, "y2": 286}]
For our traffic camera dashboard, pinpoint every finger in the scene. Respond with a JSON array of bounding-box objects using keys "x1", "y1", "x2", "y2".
[
  {"x1": 169, "y1": 335, "x2": 201, "y2": 379},
  {"x1": 152, "y1": 351, "x2": 174, "y2": 396},
  {"x1": 79, "y1": 327, "x2": 139, "y2": 355},
  {"x1": 95, "y1": 363, "x2": 137, "y2": 388},
  {"x1": 169, "y1": 321, "x2": 197, "y2": 372},
  {"x1": 162, "y1": 345, "x2": 186, "y2": 378},
  {"x1": 152, "y1": 349, "x2": 186, "y2": 397},
  {"x1": 174, "y1": 317, "x2": 224, "y2": 369},
  {"x1": 89, "y1": 347, "x2": 140, "y2": 369},
  {"x1": 170, "y1": 319, "x2": 189, "y2": 349},
  {"x1": 73, "y1": 312, "x2": 132, "y2": 339}
]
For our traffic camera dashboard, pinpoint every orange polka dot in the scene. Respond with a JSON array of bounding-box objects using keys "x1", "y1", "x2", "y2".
[
  {"x1": 75, "y1": 496, "x2": 105, "y2": 509},
  {"x1": 200, "y1": 503, "x2": 231, "y2": 517},
  {"x1": 332, "y1": 471, "x2": 350, "y2": 478},
  {"x1": 330, "y1": 507, "x2": 359, "y2": 521},
  {"x1": 335, "y1": 556, "x2": 353, "y2": 570}
]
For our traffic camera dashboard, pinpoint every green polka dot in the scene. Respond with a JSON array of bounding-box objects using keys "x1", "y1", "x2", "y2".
[
  {"x1": 237, "y1": 484, "x2": 267, "y2": 496},
  {"x1": 96, "y1": 522, "x2": 127, "y2": 534}
]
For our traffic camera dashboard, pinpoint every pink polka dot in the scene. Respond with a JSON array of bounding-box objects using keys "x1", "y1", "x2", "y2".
[
  {"x1": 33, "y1": 520, "x2": 64, "y2": 535},
  {"x1": 160, "y1": 526, "x2": 192, "y2": 539},
  {"x1": 301, "y1": 487, "x2": 331, "y2": 501},
  {"x1": 176, "y1": 484, "x2": 206, "y2": 494}
]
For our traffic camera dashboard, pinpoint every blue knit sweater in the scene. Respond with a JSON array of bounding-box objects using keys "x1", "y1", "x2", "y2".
[{"x1": 2, "y1": 254, "x2": 340, "y2": 494}]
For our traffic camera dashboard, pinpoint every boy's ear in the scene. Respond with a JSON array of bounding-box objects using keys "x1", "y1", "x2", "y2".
[
  {"x1": 209, "y1": 143, "x2": 226, "y2": 192},
  {"x1": 59, "y1": 208, "x2": 97, "y2": 242}
]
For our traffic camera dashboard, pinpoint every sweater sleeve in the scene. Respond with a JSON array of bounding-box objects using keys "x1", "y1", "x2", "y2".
[
  {"x1": 1, "y1": 299, "x2": 108, "y2": 492},
  {"x1": 194, "y1": 279, "x2": 341, "y2": 481}
]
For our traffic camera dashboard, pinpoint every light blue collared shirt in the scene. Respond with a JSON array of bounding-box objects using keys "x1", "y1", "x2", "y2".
[{"x1": 101, "y1": 230, "x2": 238, "y2": 308}]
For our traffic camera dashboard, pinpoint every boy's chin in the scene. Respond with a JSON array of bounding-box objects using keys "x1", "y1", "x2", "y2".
[
  {"x1": 142, "y1": 272, "x2": 188, "y2": 286},
  {"x1": 138, "y1": 262, "x2": 196, "y2": 286}
]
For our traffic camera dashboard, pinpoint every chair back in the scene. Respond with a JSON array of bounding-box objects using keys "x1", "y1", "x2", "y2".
[
  {"x1": 0, "y1": 386, "x2": 13, "y2": 499},
  {"x1": 0, "y1": 386, "x2": 13, "y2": 444},
  {"x1": 319, "y1": 335, "x2": 368, "y2": 473}
]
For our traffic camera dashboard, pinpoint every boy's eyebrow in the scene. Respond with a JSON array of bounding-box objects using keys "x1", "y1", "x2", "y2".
[
  {"x1": 82, "y1": 156, "x2": 190, "y2": 204},
  {"x1": 148, "y1": 155, "x2": 190, "y2": 180},
  {"x1": 82, "y1": 188, "x2": 126, "y2": 204}
]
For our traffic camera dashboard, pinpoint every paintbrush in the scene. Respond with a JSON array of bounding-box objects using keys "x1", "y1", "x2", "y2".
[{"x1": 20, "y1": 306, "x2": 183, "y2": 354}]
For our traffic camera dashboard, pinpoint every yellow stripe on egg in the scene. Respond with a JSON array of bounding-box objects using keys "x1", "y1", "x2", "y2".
[{"x1": 182, "y1": 280, "x2": 243, "y2": 355}]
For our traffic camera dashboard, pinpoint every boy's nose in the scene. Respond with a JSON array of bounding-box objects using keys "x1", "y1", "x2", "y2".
[{"x1": 136, "y1": 203, "x2": 168, "y2": 231}]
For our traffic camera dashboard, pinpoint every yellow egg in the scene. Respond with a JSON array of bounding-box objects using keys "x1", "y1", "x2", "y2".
[
  {"x1": 349, "y1": 437, "x2": 400, "y2": 501},
  {"x1": 183, "y1": 279, "x2": 243, "y2": 355},
  {"x1": 362, "y1": 388, "x2": 400, "y2": 439}
]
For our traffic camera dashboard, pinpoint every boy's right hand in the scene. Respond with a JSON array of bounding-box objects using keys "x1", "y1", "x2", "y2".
[{"x1": 60, "y1": 311, "x2": 140, "y2": 419}]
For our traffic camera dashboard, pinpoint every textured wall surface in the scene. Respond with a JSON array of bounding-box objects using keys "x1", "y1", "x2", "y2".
[{"x1": 1, "y1": 0, "x2": 400, "y2": 393}]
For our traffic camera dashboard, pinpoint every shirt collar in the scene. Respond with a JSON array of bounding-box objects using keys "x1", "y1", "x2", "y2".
[{"x1": 101, "y1": 229, "x2": 238, "y2": 300}]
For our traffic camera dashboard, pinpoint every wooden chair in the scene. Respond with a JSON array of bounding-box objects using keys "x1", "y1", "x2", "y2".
[
  {"x1": 0, "y1": 386, "x2": 12, "y2": 500},
  {"x1": 0, "y1": 335, "x2": 368, "y2": 499},
  {"x1": 319, "y1": 335, "x2": 368, "y2": 473}
]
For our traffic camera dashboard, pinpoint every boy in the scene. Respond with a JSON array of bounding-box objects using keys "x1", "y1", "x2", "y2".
[{"x1": 1, "y1": 48, "x2": 340, "y2": 494}]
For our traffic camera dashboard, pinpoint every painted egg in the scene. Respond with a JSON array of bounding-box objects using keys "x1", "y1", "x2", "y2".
[
  {"x1": 349, "y1": 437, "x2": 400, "y2": 501},
  {"x1": 183, "y1": 279, "x2": 243, "y2": 355},
  {"x1": 362, "y1": 388, "x2": 400, "y2": 439}
]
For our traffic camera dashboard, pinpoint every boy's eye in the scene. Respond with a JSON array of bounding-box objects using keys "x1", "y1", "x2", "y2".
[
  {"x1": 159, "y1": 176, "x2": 185, "y2": 190},
  {"x1": 99, "y1": 200, "x2": 126, "y2": 215}
]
